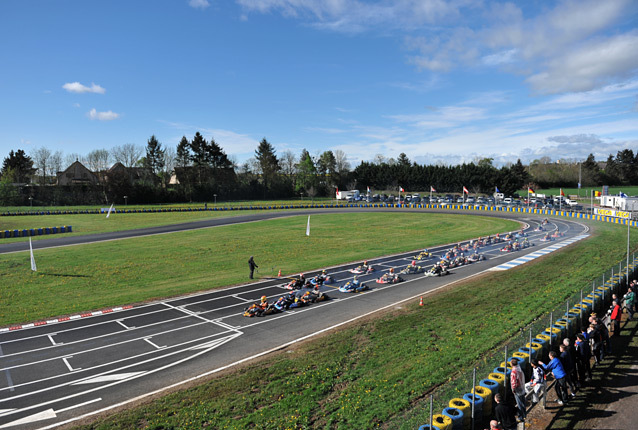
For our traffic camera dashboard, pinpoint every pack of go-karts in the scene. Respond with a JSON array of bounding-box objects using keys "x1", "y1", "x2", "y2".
[{"x1": 243, "y1": 287, "x2": 330, "y2": 317}]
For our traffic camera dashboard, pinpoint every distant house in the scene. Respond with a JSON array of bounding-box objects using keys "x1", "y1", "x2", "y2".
[
  {"x1": 56, "y1": 160, "x2": 99, "y2": 186},
  {"x1": 106, "y1": 162, "x2": 154, "y2": 184}
]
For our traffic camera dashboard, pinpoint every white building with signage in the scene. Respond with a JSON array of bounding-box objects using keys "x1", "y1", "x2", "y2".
[{"x1": 600, "y1": 195, "x2": 638, "y2": 212}]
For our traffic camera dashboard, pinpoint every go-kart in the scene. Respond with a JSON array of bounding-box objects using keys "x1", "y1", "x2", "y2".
[
  {"x1": 424, "y1": 264, "x2": 449, "y2": 277},
  {"x1": 400, "y1": 264, "x2": 424, "y2": 275},
  {"x1": 376, "y1": 272, "x2": 404, "y2": 284},
  {"x1": 467, "y1": 253, "x2": 486, "y2": 263},
  {"x1": 339, "y1": 279, "x2": 369, "y2": 293},
  {"x1": 243, "y1": 303, "x2": 271, "y2": 317},
  {"x1": 413, "y1": 251, "x2": 433, "y2": 260},
  {"x1": 539, "y1": 234, "x2": 553, "y2": 242},
  {"x1": 551, "y1": 231, "x2": 564, "y2": 238},
  {"x1": 349, "y1": 264, "x2": 374, "y2": 274},
  {"x1": 310, "y1": 273, "x2": 334, "y2": 286},
  {"x1": 534, "y1": 225, "x2": 544, "y2": 232},
  {"x1": 284, "y1": 276, "x2": 307, "y2": 290}
]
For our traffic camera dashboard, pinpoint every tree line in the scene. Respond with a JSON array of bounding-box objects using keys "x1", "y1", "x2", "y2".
[{"x1": 1, "y1": 135, "x2": 636, "y2": 206}]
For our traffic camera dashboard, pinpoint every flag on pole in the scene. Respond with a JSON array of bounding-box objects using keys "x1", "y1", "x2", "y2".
[
  {"x1": 399, "y1": 187, "x2": 404, "y2": 192},
  {"x1": 306, "y1": 215, "x2": 310, "y2": 236},
  {"x1": 29, "y1": 237, "x2": 37, "y2": 272},
  {"x1": 495, "y1": 186, "x2": 500, "y2": 193},
  {"x1": 430, "y1": 186, "x2": 436, "y2": 192},
  {"x1": 620, "y1": 191, "x2": 628, "y2": 198},
  {"x1": 560, "y1": 188, "x2": 565, "y2": 196},
  {"x1": 367, "y1": 186, "x2": 371, "y2": 193},
  {"x1": 528, "y1": 187, "x2": 535, "y2": 194},
  {"x1": 335, "y1": 187, "x2": 339, "y2": 197},
  {"x1": 463, "y1": 186, "x2": 469, "y2": 194},
  {"x1": 106, "y1": 203, "x2": 114, "y2": 218}
]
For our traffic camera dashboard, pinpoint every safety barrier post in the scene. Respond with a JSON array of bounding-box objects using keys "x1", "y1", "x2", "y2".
[
  {"x1": 566, "y1": 300, "x2": 570, "y2": 338},
  {"x1": 580, "y1": 290, "x2": 583, "y2": 326},
  {"x1": 429, "y1": 394, "x2": 434, "y2": 430},
  {"x1": 503, "y1": 346, "x2": 508, "y2": 404},
  {"x1": 549, "y1": 312, "x2": 553, "y2": 351},
  {"x1": 471, "y1": 368, "x2": 476, "y2": 430}
]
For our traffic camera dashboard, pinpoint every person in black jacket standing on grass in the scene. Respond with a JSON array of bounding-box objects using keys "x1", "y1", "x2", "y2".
[{"x1": 248, "y1": 256, "x2": 258, "y2": 279}]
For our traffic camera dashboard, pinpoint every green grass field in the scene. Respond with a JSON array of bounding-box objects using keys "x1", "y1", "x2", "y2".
[
  {"x1": 68, "y1": 220, "x2": 635, "y2": 430},
  {"x1": 0, "y1": 212, "x2": 518, "y2": 327}
]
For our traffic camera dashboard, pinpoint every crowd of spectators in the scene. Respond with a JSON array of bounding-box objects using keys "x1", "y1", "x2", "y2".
[{"x1": 483, "y1": 280, "x2": 637, "y2": 430}]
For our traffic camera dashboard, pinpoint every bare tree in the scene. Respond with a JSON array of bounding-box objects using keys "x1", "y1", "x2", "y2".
[
  {"x1": 280, "y1": 150, "x2": 297, "y2": 176},
  {"x1": 50, "y1": 150, "x2": 63, "y2": 175},
  {"x1": 334, "y1": 149, "x2": 350, "y2": 174},
  {"x1": 32, "y1": 147, "x2": 52, "y2": 185},
  {"x1": 162, "y1": 146, "x2": 177, "y2": 176},
  {"x1": 86, "y1": 149, "x2": 111, "y2": 172},
  {"x1": 111, "y1": 143, "x2": 143, "y2": 167}
]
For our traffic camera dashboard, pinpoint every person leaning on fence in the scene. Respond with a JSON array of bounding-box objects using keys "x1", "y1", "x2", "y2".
[
  {"x1": 540, "y1": 351, "x2": 570, "y2": 405},
  {"x1": 509, "y1": 358, "x2": 526, "y2": 421},
  {"x1": 525, "y1": 359, "x2": 546, "y2": 405},
  {"x1": 494, "y1": 393, "x2": 517, "y2": 430}
]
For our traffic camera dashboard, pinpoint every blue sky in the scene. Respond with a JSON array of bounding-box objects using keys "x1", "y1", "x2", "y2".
[{"x1": 1, "y1": 0, "x2": 637, "y2": 168}]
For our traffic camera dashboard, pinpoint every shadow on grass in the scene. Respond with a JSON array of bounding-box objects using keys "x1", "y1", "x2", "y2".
[
  {"x1": 40, "y1": 272, "x2": 92, "y2": 278},
  {"x1": 544, "y1": 320, "x2": 638, "y2": 430}
]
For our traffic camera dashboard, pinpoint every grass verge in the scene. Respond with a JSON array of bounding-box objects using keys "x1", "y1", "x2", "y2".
[
  {"x1": 67, "y1": 221, "x2": 636, "y2": 430},
  {"x1": 0, "y1": 212, "x2": 517, "y2": 326}
]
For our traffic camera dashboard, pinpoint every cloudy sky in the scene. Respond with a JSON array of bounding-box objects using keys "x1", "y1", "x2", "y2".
[{"x1": 1, "y1": 0, "x2": 636, "y2": 167}]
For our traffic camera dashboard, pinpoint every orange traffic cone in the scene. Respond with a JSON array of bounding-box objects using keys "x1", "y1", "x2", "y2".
[
  {"x1": 278, "y1": 269, "x2": 282, "y2": 277},
  {"x1": 419, "y1": 297, "x2": 424, "y2": 306}
]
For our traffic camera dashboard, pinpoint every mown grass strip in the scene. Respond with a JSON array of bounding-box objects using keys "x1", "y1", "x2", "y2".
[
  {"x1": 68, "y1": 222, "x2": 635, "y2": 430},
  {"x1": 0, "y1": 212, "x2": 516, "y2": 327}
]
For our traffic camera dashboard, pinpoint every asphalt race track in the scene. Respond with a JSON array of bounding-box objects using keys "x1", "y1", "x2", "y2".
[{"x1": 0, "y1": 209, "x2": 589, "y2": 429}]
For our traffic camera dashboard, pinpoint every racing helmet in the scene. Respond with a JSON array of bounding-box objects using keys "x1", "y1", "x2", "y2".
[
  {"x1": 260, "y1": 295, "x2": 267, "y2": 302},
  {"x1": 354, "y1": 275, "x2": 358, "y2": 281},
  {"x1": 322, "y1": 269, "x2": 326, "y2": 274},
  {"x1": 389, "y1": 268, "x2": 394, "y2": 273}
]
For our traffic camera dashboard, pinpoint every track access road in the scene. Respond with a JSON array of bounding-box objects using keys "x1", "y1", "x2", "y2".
[{"x1": 0, "y1": 210, "x2": 589, "y2": 429}]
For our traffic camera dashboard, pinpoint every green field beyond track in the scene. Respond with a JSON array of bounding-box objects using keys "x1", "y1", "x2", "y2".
[
  {"x1": 68, "y1": 222, "x2": 635, "y2": 430},
  {"x1": 0, "y1": 212, "x2": 517, "y2": 326}
]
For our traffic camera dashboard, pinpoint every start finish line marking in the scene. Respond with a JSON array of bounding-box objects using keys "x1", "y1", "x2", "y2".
[{"x1": 489, "y1": 234, "x2": 589, "y2": 271}]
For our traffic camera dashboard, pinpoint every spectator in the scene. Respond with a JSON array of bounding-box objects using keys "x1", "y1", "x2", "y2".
[
  {"x1": 494, "y1": 393, "x2": 517, "y2": 430},
  {"x1": 575, "y1": 333, "x2": 592, "y2": 383},
  {"x1": 540, "y1": 351, "x2": 569, "y2": 405},
  {"x1": 587, "y1": 321, "x2": 603, "y2": 365},
  {"x1": 525, "y1": 359, "x2": 546, "y2": 405},
  {"x1": 610, "y1": 300, "x2": 622, "y2": 336},
  {"x1": 484, "y1": 420, "x2": 502, "y2": 430},
  {"x1": 563, "y1": 338, "x2": 580, "y2": 388},
  {"x1": 559, "y1": 344, "x2": 578, "y2": 395},
  {"x1": 624, "y1": 286, "x2": 635, "y2": 319},
  {"x1": 509, "y1": 358, "x2": 526, "y2": 421}
]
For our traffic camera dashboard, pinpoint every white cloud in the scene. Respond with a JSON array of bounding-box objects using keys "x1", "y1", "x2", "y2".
[
  {"x1": 88, "y1": 108, "x2": 120, "y2": 121},
  {"x1": 189, "y1": 0, "x2": 210, "y2": 9},
  {"x1": 526, "y1": 32, "x2": 638, "y2": 94},
  {"x1": 237, "y1": 0, "x2": 471, "y2": 33},
  {"x1": 482, "y1": 49, "x2": 517, "y2": 66},
  {"x1": 63, "y1": 82, "x2": 106, "y2": 94}
]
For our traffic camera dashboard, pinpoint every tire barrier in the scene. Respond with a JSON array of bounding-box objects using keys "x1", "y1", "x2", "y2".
[
  {"x1": 471, "y1": 385, "x2": 493, "y2": 415},
  {"x1": 448, "y1": 398, "x2": 471, "y2": 429},
  {"x1": 432, "y1": 414, "x2": 453, "y2": 430},
  {"x1": 462, "y1": 393, "x2": 483, "y2": 425},
  {"x1": 0, "y1": 226, "x2": 72, "y2": 239},
  {"x1": 487, "y1": 372, "x2": 506, "y2": 396},
  {"x1": 441, "y1": 407, "x2": 464, "y2": 430}
]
